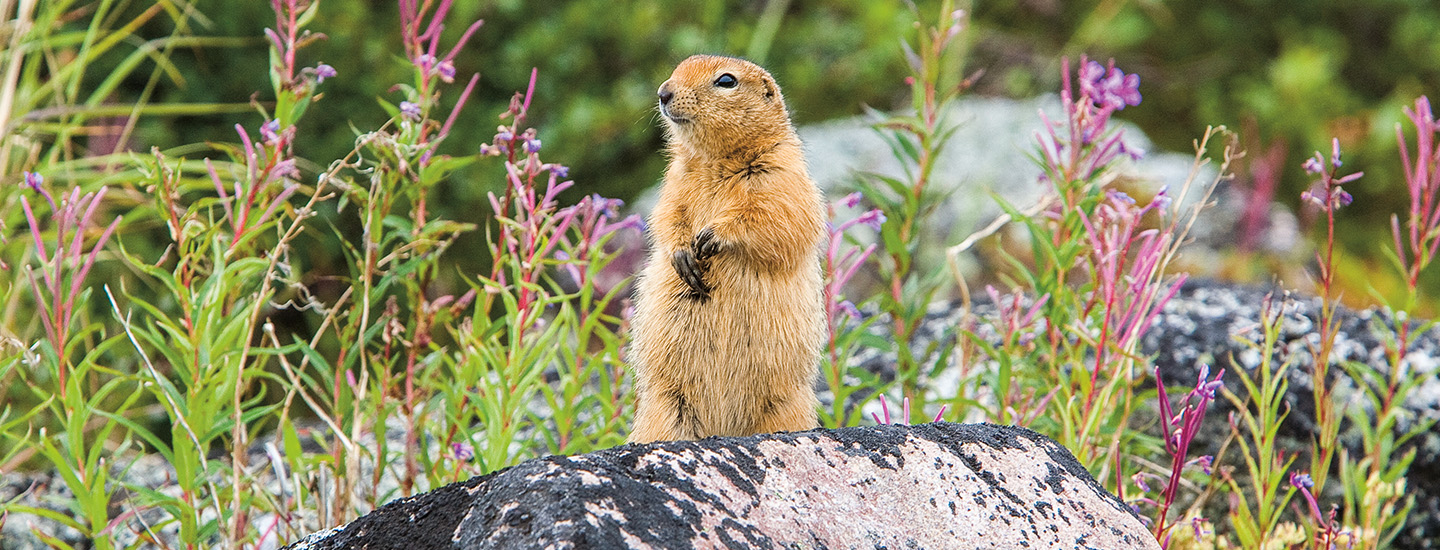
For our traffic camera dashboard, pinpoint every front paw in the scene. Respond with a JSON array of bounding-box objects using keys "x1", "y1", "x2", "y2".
[
  {"x1": 692, "y1": 227, "x2": 722, "y2": 263},
  {"x1": 671, "y1": 248, "x2": 711, "y2": 299}
]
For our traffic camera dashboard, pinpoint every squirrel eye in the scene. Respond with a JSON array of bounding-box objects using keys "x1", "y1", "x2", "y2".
[{"x1": 714, "y1": 73, "x2": 738, "y2": 88}]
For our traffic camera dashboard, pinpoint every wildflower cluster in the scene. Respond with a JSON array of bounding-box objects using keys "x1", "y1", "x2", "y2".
[
  {"x1": 1078, "y1": 189, "x2": 1185, "y2": 388},
  {"x1": 1037, "y1": 56, "x2": 1144, "y2": 188},
  {"x1": 820, "y1": 192, "x2": 886, "y2": 427},
  {"x1": 1300, "y1": 138, "x2": 1360, "y2": 210},
  {"x1": 1394, "y1": 96, "x2": 1440, "y2": 287},
  {"x1": 19, "y1": 185, "x2": 120, "y2": 372},
  {"x1": 1143, "y1": 364, "x2": 1224, "y2": 543}
]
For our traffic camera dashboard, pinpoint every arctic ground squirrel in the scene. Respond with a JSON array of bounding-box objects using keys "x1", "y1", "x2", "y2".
[{"x1": 628, "y1": 55, "x2": 825, "y2": 443}]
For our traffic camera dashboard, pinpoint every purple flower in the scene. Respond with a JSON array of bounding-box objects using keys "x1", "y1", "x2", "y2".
[
  {"x1": 1190, "y1": 517, "x2": 1211, "y2": 538},
  {"x1": 1079, "y1": 61, "x2": 1106, "y2": 100},
  {"x1": 839, "y1": 191, "x2": 863, "y2": 209},
  {"x1": 260, "y1": 119, "x2": 281, "y2": 144},
  {"x1": 1335, "y1": 189, "x2": 1353, "y2": 207},
  {"x1": 451, "y1": 442, "x2": 475, "y2": 462},
  {"x1": 1330, "y1": 137, "x2": 1343, "y2": 168},
  {"x1": 550, "y1": 164, "x2": 570, "y2": 179},
  {"x1": 21, "y1": 171, "x2": 54, "y2": 209},
  {"x1": 400, "y1": 101, "x2": 421, "y2": 121},
  {"x1": 1149, "y1": 187, "x2": 1172, "y2": 212},
  {"x1": 590, "y1": 194, "x2": 621, "y2": 218},
  {"x1": 23, "y1": 171, "x2": 42, "y2": 191},
  {"x1": 1291, "y1": 472, "x2": 1314, "y2": 489},
  {"x1": 606, "y1": 214, "x2": 645, "y2": 235},
  {"x1": 414, "y1": 54, "x2": 437, "y2": 72},
  {"x1": 1101, "y1": 67, "x2": 1142, "y2": 109},
  {"x1": 524, "y1": 138, "x2": 542, "y2": 154},
  {"x1": 855, "y1": 209, "x2": 886, "y2": 231},
  {"x1": 1302, "y1": 153, "x2": 1324, "y2": 175},
  {"x1": 838, "y1": 300, "x2": 861, "y2": 321},
  {"x1": 1195, "y1": 363, "x2": 1224, "y2": 398},
  {"x1": 1132, "y1": 474, "x2": 1151, "y2": 493},
  {"x1": 496, "y1": 129, "x2": 514, "y2": 143},
  {"x1": 272, "y1": 159, "x2": 298, "y2": 180},
  {"x1": 438, "y1": 61, "x2": 456, "y2": 83},
  {"x1": 315, "y1": 63, "x2": 336, "y2": 83},
  {"x1": 1118, "y1": 139, "x2": 1145, "y2": 161},
  {"x1": 1079, "y1": 60, "x2": 1142, "y2": 110},
  {"x1": 1194, "y1": 455, "x2": 1213, "y2": 475}
]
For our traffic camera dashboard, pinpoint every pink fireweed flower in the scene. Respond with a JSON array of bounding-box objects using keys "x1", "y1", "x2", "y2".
[
  {"x1": 854, "y1": 209, "x2": 886, "y2": 231},
  {"x1": 869, "y1": 395, "x2": 946, "y2": 425},
  {"x1": 1132, "y1": 473, "x2": 1151, "y2": 493},
  {"x1": 1037, "y1": 56, "x2": 1143, "y2": 185},
  {"x1": 1393, "y1": 96, "x2": 1440, "y2": 278},
  {"x1": 1150, "y1": 364, "x2": 1224, "y2": 540}
]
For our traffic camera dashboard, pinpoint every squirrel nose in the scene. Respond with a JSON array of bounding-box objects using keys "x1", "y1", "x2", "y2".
[{"x1": 658, "y1": 86, "x2": 674, "y2": 106}]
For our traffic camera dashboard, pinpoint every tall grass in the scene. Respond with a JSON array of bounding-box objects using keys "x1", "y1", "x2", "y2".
[{"x1": 0, "y1": 1, "x2": 1433, "y2": 549}]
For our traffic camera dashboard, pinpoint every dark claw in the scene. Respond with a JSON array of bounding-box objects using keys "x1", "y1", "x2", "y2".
[
  {"x1": 672, "y1": 248, "x2": 711, "y2": 299},
  {"x1": 693, "y1": 227, "x2": 721, "y2": 262}
]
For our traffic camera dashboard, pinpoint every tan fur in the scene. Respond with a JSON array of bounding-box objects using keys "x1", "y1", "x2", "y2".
[{"x1": 627, "y1": 55, "x2": 826, "y2": 443}]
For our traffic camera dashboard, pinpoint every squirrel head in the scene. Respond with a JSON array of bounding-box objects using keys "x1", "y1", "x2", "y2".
[{"x1": 658, "y1": 55, "x2": 792, "y2": 158}]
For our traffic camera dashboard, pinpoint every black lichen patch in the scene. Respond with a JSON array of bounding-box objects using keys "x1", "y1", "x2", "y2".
[
  {"x1": 455, "y1": 452, "x2": 709, "y2": 549},
  {"x1": 1043, "y1": 462, "x2": 1068, "y2": 494},
  {"x1": 453, "y1": 436, "x2": 787, "y2": 549},
  {"x1": 817, "y1": 423, "x2": 912, "y2": 470},
  {"x1": 281, "y1": 473, "x2": 491, "y2": 550}
]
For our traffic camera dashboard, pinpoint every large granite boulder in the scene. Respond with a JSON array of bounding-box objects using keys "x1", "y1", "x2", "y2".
[{"x1": 284, "y1": 423, "x2": 1158, "y2": 549}]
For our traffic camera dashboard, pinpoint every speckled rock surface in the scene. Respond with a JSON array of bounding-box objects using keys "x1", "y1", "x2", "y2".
[{"x1": 283, "y1": 423, "x2": 1159, "y2": 550}]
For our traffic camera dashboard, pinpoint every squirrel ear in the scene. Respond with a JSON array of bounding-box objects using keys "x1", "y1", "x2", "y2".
[{"x1": 763, "y1": 77, "x2": 777, "y2": 101}]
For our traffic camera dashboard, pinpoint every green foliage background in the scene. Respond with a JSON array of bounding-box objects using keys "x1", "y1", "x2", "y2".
[
  {"x1": 91, "y1": 0, "x2": 1440, "y2": 294},
  {"x1": 971, "y1": 0, "x2": 1440, "y2": 257}
]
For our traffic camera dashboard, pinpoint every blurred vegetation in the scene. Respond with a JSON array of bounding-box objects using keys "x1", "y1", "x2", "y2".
[
  {"x1": 136, "y1": 0, "x2": 917, "y2": 204},
  {"x1": 972, "y1": 0, "x2": 1440, "y2": 295},
  {"x1": 71, "y1": 0, "x2": 1440, "y2": 300}
]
